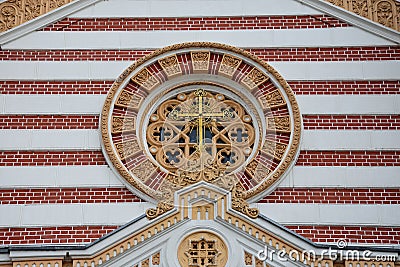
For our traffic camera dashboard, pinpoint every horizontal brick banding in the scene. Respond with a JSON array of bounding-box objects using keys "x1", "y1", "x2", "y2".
[
  {"x1": 0, "y1": 226, "x2": 118, "y2": 245},
  {"x1": 0, "y1": 115, "x2": 99, "y2": 129},
  {"x1": 260, "y1": 188, "x2": 400, "y2": 204},
  {"x1": 297, "y1": 151, "x2": 400, "y2": 166},
  {"x1": 0, "y1": 81, "x2": 113, "y2": 94},
  {"x1": 41, "y1": 15, "x2": 349, "y2": 31},
  {"x1": 2, "y1": 47, "x2": 399, "y2": 61},
  {"x1": 0, "y1": 188, "x2": 398, "y2": 205},
  {"x1": 0, "y1": 151, "x2": 106, "y2": 166},
  {"x1": 1, "y1": 225, "x2": 398, "y2": 245},
  {"x1": 1, "y1": 115, "x2": 398, "y2": 130},
  {"x1": 286, "y1": 225, "x2": 400, "y2": 244},
  {"x1": 303, "y1": 115, "x2": 400, "y2": 130},
  {"x1": 0, "y1": 188, "x2": 142, "y2": 204},
  {"x1": 1, "y1": 151, "x2": 399, "y2": 166},
  {"x1": 289, "y1": 80, "x2": 400, "y2": 95},
  {"x1": 1, "y1": 80, "x2": 397, "y2": 95}
]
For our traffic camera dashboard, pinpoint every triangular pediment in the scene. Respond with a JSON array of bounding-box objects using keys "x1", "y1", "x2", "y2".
[
  {"x1": 0, "y1": 0, "x2": 399, "y2": 46},
  {"x1": 4, "y1": 183, "x2": 398, "y2": 267}
]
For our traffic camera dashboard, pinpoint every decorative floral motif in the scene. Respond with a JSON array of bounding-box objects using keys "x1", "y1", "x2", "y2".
[{"x1": 0, "y1": 0, "x2": 74, "y2": 32}]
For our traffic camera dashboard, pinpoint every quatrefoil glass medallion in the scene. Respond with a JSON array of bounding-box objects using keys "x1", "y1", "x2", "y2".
[
  {"x1": 146, "y1": 88, "x2": 257, "y2": 184},
  {"x1": 100, "y1": 42, "x2": 302, "y2": 203}
]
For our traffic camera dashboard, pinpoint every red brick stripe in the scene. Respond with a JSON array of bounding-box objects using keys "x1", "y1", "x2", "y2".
[
  {"x1": 1, "y1": 115, "x2": 398, "y2": 130},
  {"x1": 0, "y1": 188, "x2": 142, "y2": 204},
  {"x1": 289, "y1": 80, "x2": 400, "y2": 95},
  {"x1": 1, "y1": 80, "x2": 398, "y2": 95},
  {"x1": 2, "y1": 47, "x2": 399, "y2": 61},
  {"x1": 41, "y1": 16, "x2": 350, "y2": 31},
  {"x1": 1, "y1": 151, "x2": 399, "y2": 166},
  {"x1": 0, "y1": 225, "x2": 398, "y2": 245},
  {"x1": 0, "y1": 151, "x2": 106, "y2": 166},
  {"x1": 303, "y1": 115, "x2": 400, "y2": 130},
  {"x1": 0, "y1": 188, "x2": 397, "y2": 205},
  {"x1": 260, "y1": 188, "x2": 400, "y2": 204},
  {"x1": 0, "y1": 115, "x2": 99, "y2": 129},
  {"x1": 0, "y1": 81, "x2": 113, "y2": 94},
  {"x1": 297, "y1": 151, "x2": 400, "y2": 167},
  {"x1": 286, "y1": 225, "x2": 400, "y2": 244},
  {"x1": 0, "y1": 226, "x2": 118, "y2": 245}
]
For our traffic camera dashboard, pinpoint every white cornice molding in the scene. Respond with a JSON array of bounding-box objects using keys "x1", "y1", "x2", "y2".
[
  {"x1": 295, "y1": 0, "x2": 400, "y2": 44},
  {"x1": 0, "y1": 0, "x2": 102, "y2": 46}
]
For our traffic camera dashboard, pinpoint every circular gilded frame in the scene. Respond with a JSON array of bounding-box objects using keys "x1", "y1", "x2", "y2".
[{"x1": 100, "y1": 42, "x2": 302, "y2": 203}]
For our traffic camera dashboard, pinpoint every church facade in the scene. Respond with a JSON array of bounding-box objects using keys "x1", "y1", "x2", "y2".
[{"x1": 0, "y1": 0, "x2": 399, "y2": 266}]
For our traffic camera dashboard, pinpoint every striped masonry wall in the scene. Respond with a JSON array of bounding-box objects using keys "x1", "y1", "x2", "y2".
[{"x1": 0, "y1": 0, "x2": 399, "y2": 246}]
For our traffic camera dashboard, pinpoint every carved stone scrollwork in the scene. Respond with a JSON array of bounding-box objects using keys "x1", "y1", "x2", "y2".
[
  {"x1": 191, "y1": 51, "x2": 211, "y2": 72},
  {"x1": 258, "y1": 89, "x2": 287, "y2": 109},
  {"x1": 115, "y1": 90, "x2": 143, "y2": 110},
  {"x1": 231, "y1": 184, "x2": 259, "y2": 219},
  {"x1": 245, "y1": 159, "x2": 272, "y2": 182},
  {"x1": 261, "y1": 140, "x2": 288, "y2": 161},
  {"x1": 158, "y1": 54, "x2": 182, "y2": 77},
  {"x1": 267, "y1": 115, "x2": 291, "y2": 133},
  {"x1": 131, "y1": 159, "x2": 158, "y2": 182},
  {"x1": 131, "y1": 68, "x2": 160, "y2": 92},
  {"x1": 241, "y1": 67, "x2": 270, "y2": 91},
  {"x1": 111, "y1": 116, "x2": 135, "y2": 134},
  {"x1": 115, "y1": 139, "x2": 141, "y2": 160},
  {"x1": 146, "y1": 201, "x2": 174, "y2": 220},
  {"x1": 219, "y1": 54, "x2": 242, "y2": 77},
  {"x1": 326, "y1": 0, "x2": 400, "y2": 31},
  {"x1": 0, "y1": 0, "x2": 74, "y2": 32}
]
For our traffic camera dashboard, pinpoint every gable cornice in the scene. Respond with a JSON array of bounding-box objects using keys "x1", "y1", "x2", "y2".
[
  {"x1": 0, "y1": 0, "x2": 101, "y2": 46},
  {"x1": 296, "y1": 0, "x2": 400, "y2": 44}
]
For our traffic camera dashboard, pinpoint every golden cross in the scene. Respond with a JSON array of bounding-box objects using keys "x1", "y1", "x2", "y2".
[{"x1": 170, "y1": 88, "x2": 233, "y2": 153}]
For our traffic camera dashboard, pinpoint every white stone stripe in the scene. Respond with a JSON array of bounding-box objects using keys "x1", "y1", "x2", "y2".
[
  {"x1": 0, "y1": 129, "x2": 398, "y2": 151},
  {"x1": 0, "y1": 61, "x2": 399, "y2": 81},
  {"x1": 0, "y1": 166, "x2": 399, "y2": 189},
  {"x1": 2, "y1": 28, "x2": 395, "y2": 50},
  {"x1": 69, "y1": 0, "x2": 323, "y2": 18},
  {"x1": 1, "y1": 95, "x2": 399, "y2": 115},
  {"x1": 0, "y1": 203, "x2": 398, "y2": 227}
]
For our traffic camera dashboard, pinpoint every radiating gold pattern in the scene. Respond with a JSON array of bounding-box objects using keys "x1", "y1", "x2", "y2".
[
  {"x1": 326, "y1": 0, "x2": 400, "y2": 31},
  {"x1": 158, "y1": 54, "x2": 182, "y2": 77},
  {"x1": 0, "y1": 0, "x2": 74, "y2": 32}
]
